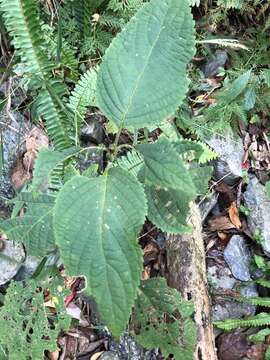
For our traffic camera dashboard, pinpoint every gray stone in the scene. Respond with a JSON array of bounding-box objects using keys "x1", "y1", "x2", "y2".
[
  {"x1": 0, "y1": 239, "x2": 25, "y2": 285},
  {"x1": 213, "y1": 283, "x2": 258, "y2": 322},
  {"x1": 199, "y1": 191, "x2": 219, "y2": 222},
  {"x1": 14, "y1": 255, "x2": 40, "y2": 281},
  {"x1": 0, "y1": 112, "x2": 29, "y2": 206},
  {"x1": 109, "y1": 332, "x2": 159, "y2": 360},
  {"x1": 224, "y1": 235, "x2": 251, "y2": 281},
  {"x1": 203, "y1": 50, "x2": 228, "y2": 77},
  {"x1": 212, "y1": 299, "x2": 256, "y2": 322},
  {"x1": 81, "y1": 118, "x2": 104, "y2": 144},
  {"x1": 156, "y1": 233, "x2": 166, "y2": 249},
  {"x1": 243, "y1": 176, "x2": 270, "y2": 254},
  {"x1": 99, "y1": 352, "x2": 121, "y2": 360},
  {"x1": 208, "y1": 265, "x2": 236, "y2": 290},
  {"x1": 206, "y1": 131, "x2": 244, "y2": 186}
]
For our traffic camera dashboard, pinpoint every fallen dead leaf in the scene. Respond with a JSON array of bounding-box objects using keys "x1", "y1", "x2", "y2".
[
  {"x1": 25, "y1": 126, "x2": 49, "y2": 153},
  {"x1": 217, "y1": 330, "x2": 249, "y2": 360},
  {"x1": 246, "y1": 343, "x2": 266, "y2": 360},
  {"x1": 208, "y1": 215, "x2": 236, "y2": 231},
  {"x1": 11, "y1": 158, "x2": 31, "y2": 189},
  {"x1": 142, "y1": 265, "x2": 151, "y2": 280},
  {"x1": 23, "y1": 126, "x2": 49, "y2": 171},
  {"x1": 48, "y1": 350, "x2": 59, "y2": 360},
  {"x1": 91, "y1": 351, "x2": 104, "y2": 360},
  {"x1": 228, "y1": 201, "x2": 242, "y2": 229}
]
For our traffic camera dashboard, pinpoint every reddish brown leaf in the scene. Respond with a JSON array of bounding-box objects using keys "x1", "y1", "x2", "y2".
[
  {"x1": 228, "y1": 201, "x2": 242, "y2": 229},
  {"x1": 208, "y1": 215, "x2": 235, "y2": 231}
]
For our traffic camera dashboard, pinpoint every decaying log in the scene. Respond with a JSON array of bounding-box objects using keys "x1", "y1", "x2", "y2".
[{"x1": 166, "y1": 202, "x2": 217, "y2": 360}]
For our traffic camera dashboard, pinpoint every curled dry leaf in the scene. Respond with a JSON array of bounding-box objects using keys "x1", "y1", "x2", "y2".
[
  {"x1": 11, "y1": 158, "x2": 31, "y2": 189},
  {"x1": 228, "y1": 201, "x2": 242, "y2": 229},
  {"x1": 23, "y1": 126, "x2": 49, "y2": 171},
  {"x1": 91, "y1": 351, "x2": 104, "y2": 360},
  {"x1": 208, "y1": 215, "x2": 236, "y2": 231},
  {"x1": 48, "y1": 350, "x2": 59, "y2": 360}
]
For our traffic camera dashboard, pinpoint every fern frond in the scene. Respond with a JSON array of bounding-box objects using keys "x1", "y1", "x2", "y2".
[
  {"x1": 214, "y1": 313, "x2": 270, "y2": 331},
  {"x1": 115, "y1": 150, "x2": 144, "y2": 177},
  {"x1": 0, "y1": 0, "x2": 52, "y2": 79},
  {"x1": 256, "y1": 279, "x2": 270, "y2": 288},
  {"x1": 67, "y1": 67, "x2": 98, "y2": 142},
  {"x1": 73, "y1": 0, "x2": 92, "y2": 38},
  {"x1": 238, "y1": 296, "x2": 270, "y2": 307},
  {"x1": 36, "y1": 82, "x2": 71, "y2": 150}
]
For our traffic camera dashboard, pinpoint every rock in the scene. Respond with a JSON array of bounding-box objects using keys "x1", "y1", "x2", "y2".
[
  {"x1": 240, "y1": 283, "x2": 258, "y2": 298},
  {"x1": 203, "y1": 50, "x2": 228, "y2": 78},
  {"x1": 212, "y1": 297, "x2": 256, "y2": 322},
  {"x1": 212, "y1": 283, "x2": 257, "y2": 322},
  {"x1": 99, "y1": 351, "x2": 121, "y2": 360},
  {"x1": 224, "y1": 235, "x2": 251, "y2": 281},
  {"x1": 109, "y1": 332, "x2": 159, "y2": 360},
  {"x1": 208, "y1": 265, "x2": 236, "y2": 290},
  {"x1": 0, "y1": 76, "x2": 27, "y2": 108},
  {"x1": 155, "y1": 233, "x2": 166, "y2": 249},
  {"x1": 243, "y1": 176, "x2": 270, "y2": 254},
  {"x1": 0, "y1": 238, "x2": 25, "y2": 285},
  {"x1": 217, "y1": 330, "x2": 249, "y2": 360},
  {"x1": 80, "y1": 117, "x2": 104, "y2": 144},
  {"x1": 0, "y1": 112, "x2": 29, "y2": 208},
  {"x1": 199, "y1": 191, "x2": 219, "y2": 222},
  {"x1": 206, "y1": 131, "x2": 244, "y2": 186},
  {"x1": 14, "y1": 255, "x2": 40, "y2": 281}
]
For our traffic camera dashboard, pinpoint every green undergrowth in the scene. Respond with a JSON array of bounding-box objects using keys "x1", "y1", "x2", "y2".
[{"x1": 0, "y1": 0, "x2": 269, "y2": 358}]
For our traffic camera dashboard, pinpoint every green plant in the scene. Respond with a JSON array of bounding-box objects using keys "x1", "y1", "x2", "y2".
[
  {"x1": 0, "y1": 277, "x2": 70, "y2": 360},
  {"x1": 0, "y1": 0, "x2": 213, "y2": 358}
]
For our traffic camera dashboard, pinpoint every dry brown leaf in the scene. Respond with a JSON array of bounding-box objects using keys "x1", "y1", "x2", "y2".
[
  {"x1": 142, "y1": 265, "x2": 151, "y2": 280},
  {"x1": 11, "y1": 158, "x2": 31, "y2": 189},
  {"x1": 246, "y1": 343, "x2": 265, "y2": 360},
  {"x1": 208, "y1": 215, "x2": 235, "y2": 231},
  {"x1": 91, "y1": 351, "x2": 104, "y2": 360},
  {"x1": 48, "y1": 350, "x2": 59, "y2": 360},
  {"x1": 23, "y1": 126, "x2": 49, "y2": 171},
  {"x1": 25, "y1": 126, "x2": 49, "y2": 152},
  {"x1": 228, "y1": 201, "x2": 242, "y2": 229}
]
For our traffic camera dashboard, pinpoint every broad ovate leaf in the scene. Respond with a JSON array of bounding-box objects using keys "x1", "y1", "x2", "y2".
[
  {"x1": 96, "y1": 0, "x2": 195, "y2": 129},
  {"x1": 136, "y1": 139, "x2": 196, "y2": 195},
  {"x1": 0, "y1": 193, "x2": 56, "y2": 256},
  {"x1": 54, "y1": 167, "x2": 147, "y2": 336},
  {"x1": 32, "y1": 147, "x2": 79, "y2": 192},
  {"x1": 145, "y1": 185, "x2": 193, "y2": 234}
]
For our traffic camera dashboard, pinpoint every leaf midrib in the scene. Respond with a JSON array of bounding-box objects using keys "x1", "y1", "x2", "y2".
[{"x1": 120, "y1": 3, "x2": 169, "y2": 126}]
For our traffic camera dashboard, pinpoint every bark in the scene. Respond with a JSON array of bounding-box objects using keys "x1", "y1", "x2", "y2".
[{"x1": 165, "y1": 202, "x2": 217, "y2": 360}]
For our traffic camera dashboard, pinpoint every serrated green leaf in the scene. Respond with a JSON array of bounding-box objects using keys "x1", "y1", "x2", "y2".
[
  {"x1": 0, "y1": 278, "x2": 70, "y2": 360},
  {"x1": 263, "y1": 69, "x2": 270, "y2": 87},
  {"x1": 0, "y1": 193, "x2": 56, "y2": 256},
  {"x1": 173, "y1": 139, "x2": 217, "y2": 164},
  {"x1": 131, "y1": 278, "x2": 196, "y2": 360},
  {"x1": 54, "y1": 167, "x2": 147, "y2": 336},
  {"x1": 244, "y1": 88, "x2": 256, "y2": 110},
  {"x1": 136, "y1": 138, "x2": 196, "y2": 194},
  {"x1": 190, "y1": 165, "x2": 213, "y2": 195},
  {"x1": 145, "y1": 185, "x2": 193, "y2": 234},
  {"x1": 32, "y1": 147, "x2": 79, "y2": 192},
  {"x1": 96, "y1": 0, "x2": 195, "y2": 129},
  {"x1": 221, "y1": 70, "x2": 251, "y2": 104}
]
